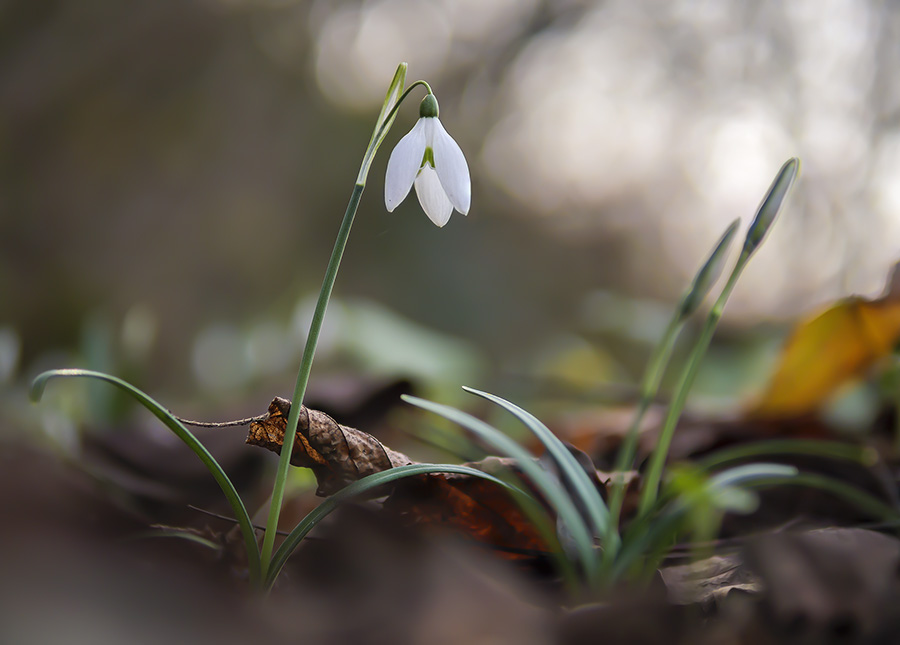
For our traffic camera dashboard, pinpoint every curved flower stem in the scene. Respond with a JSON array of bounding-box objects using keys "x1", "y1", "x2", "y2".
[
  {"x1": 357, "y1": 80, "x2": 433, "y2": 184},
  {"x1": 259, "y1": 182, "x2": 365, "y2": 576},
  {"x1": 259, "y1": 66, "x2": 425, "y2": 578}
]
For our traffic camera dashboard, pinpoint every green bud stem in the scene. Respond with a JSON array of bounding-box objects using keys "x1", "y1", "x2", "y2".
[
  {"x1": 635, "y1": 252, "x2": 749, "y2": 519},
  {"x1": 602, "y1": 219, "x2": 740, "y2": 566},
  {"x1": 635, "y1": 158, "x2": 799, "y2": 519}
]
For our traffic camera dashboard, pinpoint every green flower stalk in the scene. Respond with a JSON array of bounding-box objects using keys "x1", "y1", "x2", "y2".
[
  {"x1": 259, "y1": 64, "x2": 473, "y2": 576},
  {"x1": 636, "y1": 158, "x2": 800, "y2": 518},
  {"x1": 259, "y1": 64, "x2": 410, "y2": 575},
  {"x1": 603, "y1": 217, "x2": 740, "y2": 558}
]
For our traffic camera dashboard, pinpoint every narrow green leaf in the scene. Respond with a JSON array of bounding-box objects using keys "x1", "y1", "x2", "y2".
[
  {"x1": 617, "y1": 463, "x2": 797, "y2": 580},
  {"x1": 30, "y1": 369, "x2": 262, "y2": 586},
  {"x1": 704, "y1": 463, "x2": 797, "y2": 514},
  {"x1": 130, "y1": 529, "x2": 224, "y2": 552},
  {"x1": 708, "y1": 463, "x2": 798, "y2": 489},
  {"x1": 611, "y1": 508, "x2": 685, "y2": 580},
  {"x1": 706, "y1": 485, "x2": 758, "y2": 514},
  {"x1": 402, "y1": 395, "x2": 600, "y2": 583},
  {"x1": 744, "y1": 471, "x2": 900, "y2": 521},
  {"x1": 462, "y1": 387, "x2": 612, "y2": 543},
  {"x1": 698, "y1": 439, "x2": 875, "y2": 471}
]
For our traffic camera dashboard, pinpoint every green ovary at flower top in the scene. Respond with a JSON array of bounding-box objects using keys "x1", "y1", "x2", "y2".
[{"x1": 384, "y1": 93, "x2": 471, "y2": 227}]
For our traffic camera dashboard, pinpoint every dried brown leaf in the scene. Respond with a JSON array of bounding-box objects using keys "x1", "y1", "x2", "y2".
[
  {"x1": 246, "y1": 397, "x2": 412, "y2": 496},
  {"x1": 659, "y1": 554, "x2": 760, "y2": 608},
  {"x1": 744, "y1": 528, "x2": 900, "y2": 641}
]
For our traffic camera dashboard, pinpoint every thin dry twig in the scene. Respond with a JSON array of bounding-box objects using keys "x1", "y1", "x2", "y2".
[{"x1": 173, "y1": 413, "x2": 268, "y2": 428}]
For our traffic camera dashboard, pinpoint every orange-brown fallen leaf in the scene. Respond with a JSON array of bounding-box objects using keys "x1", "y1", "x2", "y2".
[{"x1": 749, "y1": 267, "x2": 900, "y2": 419}]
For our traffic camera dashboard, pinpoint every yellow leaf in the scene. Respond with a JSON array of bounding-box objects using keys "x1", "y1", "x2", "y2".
[{"x1": 749, "y1": 293, "x2": 900, "y2": 418}]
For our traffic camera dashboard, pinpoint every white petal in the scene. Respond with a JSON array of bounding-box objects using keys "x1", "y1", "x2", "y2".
[
  {"x1": 414, "y1": 165, "x2": 454, "y2": 227},
  {"x1": 384, "y1": 119, "x2": 427, "y2": 212},
  {"x1": 431, "y1": 118, "x2": 471, "y2": 215}
]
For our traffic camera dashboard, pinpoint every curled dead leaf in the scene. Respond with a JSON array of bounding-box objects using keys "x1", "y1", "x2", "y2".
[{"x1": 246, "y1": 397, "x2": 412, "y2": 496}]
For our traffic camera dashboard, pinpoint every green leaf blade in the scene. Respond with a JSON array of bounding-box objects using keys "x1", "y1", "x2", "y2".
[
  {"x1": 401, "y1": 394, "x2": 601, "y2": 584},
  {"x1": 461, "y1": 387, "x2": 612, "y2": 544},
  {"x1": 30, "y1": 369, "x2": 262, "y2": 586}
]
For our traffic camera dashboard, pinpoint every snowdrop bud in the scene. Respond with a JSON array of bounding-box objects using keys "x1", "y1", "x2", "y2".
[
  {"x1": 743, "y1": 158, "x2": 800, "y2": 256},
  {"x1": 678, "y1": 219, "x2": 740, "y2": 319}
]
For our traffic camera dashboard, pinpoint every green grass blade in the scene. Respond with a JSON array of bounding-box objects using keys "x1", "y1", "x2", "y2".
[
  {"x1": 742, "y1": 471, "x2": 900, "y2": 521},
  {"x1": 264, "y1": 463, "x2": 534, "y2": 589},
  {"x1": 30, "y1": 368, "x2": 262, "y2": 586},
  {"x1": 707, "y1": 463, "x2": 798, "y2": 489},
  {"x1": 617, "y1": 465, "x2": 894, "y2": 580},
  {"x1": 462, "y1": 387, "x2": 612, "y2": 544},
  {"x1": 401, "y1": 395, "x2": 601, "y2": 585},
  {"x1": 697, "y1": 439, "x2": 875, "y2": 471},
  {"x1": 614, "y1": 464, "x2": 798, "y2": 581},
  {"x1": 611, "y1": 507, "x2": 685, "y2": 580},
  {"x1": 704, "y1": 463, "x2": 797, "y2": 514},
  {"x1": 130, "y1": 528, "x2": 224, "y2": 552}
]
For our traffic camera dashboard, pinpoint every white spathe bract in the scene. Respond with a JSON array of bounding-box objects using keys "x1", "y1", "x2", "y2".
[{"x1": 384, "y1": 116, "x2": 471, "y2": 227}]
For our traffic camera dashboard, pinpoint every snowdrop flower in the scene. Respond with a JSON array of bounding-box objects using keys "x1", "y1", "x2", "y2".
[{"x1": 384, "y1": 94, "x2": 471, "y2": 227}]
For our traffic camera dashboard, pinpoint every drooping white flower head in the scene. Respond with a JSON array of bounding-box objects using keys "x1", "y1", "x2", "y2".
[{"x1": 384, "y1": 94, "x2": 471, "y2": 227}]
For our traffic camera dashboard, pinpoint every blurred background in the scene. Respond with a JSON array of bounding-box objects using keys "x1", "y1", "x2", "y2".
[
  {"x1": 7, "y1": 5, "x2": 900, "y2": 640},
  {"x1": 3, "y1": 0, "x2": 900, "y2": 424}
]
